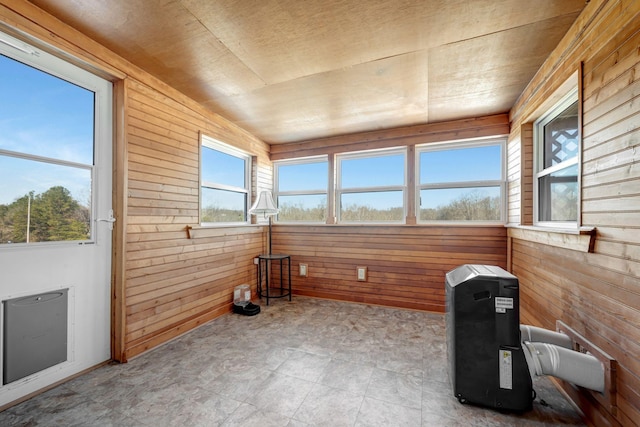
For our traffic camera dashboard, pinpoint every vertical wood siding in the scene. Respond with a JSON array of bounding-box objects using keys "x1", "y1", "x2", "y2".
[
  {"x1": 273, "y1": 225, "x2": 507, "y2": 312},
  {"x1": 509, "y1": 1, "x2": 640, "y2": 425}
]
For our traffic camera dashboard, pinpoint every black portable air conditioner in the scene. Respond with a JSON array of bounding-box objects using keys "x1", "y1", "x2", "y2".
[{"x1": 445, "y1": 264, "x2": 533, "y2": 412}]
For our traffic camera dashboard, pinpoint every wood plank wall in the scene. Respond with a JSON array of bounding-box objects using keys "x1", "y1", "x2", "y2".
[
  {"x1": 0, "y1": 1, "x2": 272, "y2": 362},
  {"x1": 271, "y1": 116, "x2": 511, "y2": 313},
  {"x1": 122, "y1": 79, "x2": 271, "y2": 359},
  {"x1": 508, "y1": 0, "x2": 640, "y2": 425},
  {"x1": 8, "y1": 4, "x2": 638, "y2": 424},
  {"x1": 272, "y1": 225, "x2": 507, "y2": 312}
]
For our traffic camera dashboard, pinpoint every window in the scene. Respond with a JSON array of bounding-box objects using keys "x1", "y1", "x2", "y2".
[
  {"x1": 274, "y1": 156, "x2": 328, "y2": 222},
  {"x1": 0, "y1": 33, "x2": 109, "y2": 245},
  {"x1": 200, "y1": 136, "x2": 250, "y2": 224},
  {"x1": 337, "y1": 148, "x2": 406, "y2": 223},
  {"x1": 534, "y1": 89, "x2": 579, "y2": 226},
  {"x1": 418, "y1": 140, "x2": 505, "y2": 222}
]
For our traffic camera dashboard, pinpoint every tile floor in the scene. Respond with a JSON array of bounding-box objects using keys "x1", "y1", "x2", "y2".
[{"x1": 0, "y1": 297, "x2": 586, "y2": 426}]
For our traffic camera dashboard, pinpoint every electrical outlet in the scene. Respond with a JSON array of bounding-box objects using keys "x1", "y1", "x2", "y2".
[
  {"x1": 299, "y1": 263, "x2": 308, "y2": 277},
  {"x1": 357, "y1": 266, "x2": 367, "y2": 281},
  {"x1": 253, "y1": 258, "x2": 259, "y2": 265}
]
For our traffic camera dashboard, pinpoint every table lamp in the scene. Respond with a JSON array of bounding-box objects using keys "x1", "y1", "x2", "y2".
[{"x1": 249, "y1": 190, "x2": 279, "y2": 254}]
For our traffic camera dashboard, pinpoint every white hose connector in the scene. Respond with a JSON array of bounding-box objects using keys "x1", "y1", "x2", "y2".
[
  {"x1": 520, "y1": 324, "x2": 572, "y2": 349},
  {"x1": 522, "y1": 341, "x2": 605, "y2": 393}
]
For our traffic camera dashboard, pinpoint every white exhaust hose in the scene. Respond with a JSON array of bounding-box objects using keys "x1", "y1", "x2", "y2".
[
  {"x1": 522, "y1": 341, "x2": 605, "y2": 393},
  {"x1": 520, "y1": 324, "x2": 573, "y2": 349}
]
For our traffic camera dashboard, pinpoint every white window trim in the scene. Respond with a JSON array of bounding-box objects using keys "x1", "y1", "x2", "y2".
[
  {"x1": 336, "y1": 147, "x2": 407, "y2": 224},
  {"x1": 416, "y1": 138, "x2": 507, "y2": 224},
  {"x1": 200, "y1": 135, "x2": 251, "y2": 226},
  {"x1": 0, "y1": 30, "x2": 111, "y2": 247},
  {"x1": 533, "y1": 88, "x2": 580, "y2": 228},
  {"x1": 273, "y1": 155, "x2": 329, "y2": 224}
]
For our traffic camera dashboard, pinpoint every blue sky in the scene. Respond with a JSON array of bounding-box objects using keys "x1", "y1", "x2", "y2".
[
  {"x1": 275, "y1": 146, "x2": 502, "y2": 210},
  {"x1": 0, "y1": 53, "x2": 94, "y2": 206}
]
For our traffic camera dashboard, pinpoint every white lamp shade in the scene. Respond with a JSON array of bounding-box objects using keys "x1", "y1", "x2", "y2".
[{"x1": 249, "y1": 191, "x2": 279, "y2": 216}]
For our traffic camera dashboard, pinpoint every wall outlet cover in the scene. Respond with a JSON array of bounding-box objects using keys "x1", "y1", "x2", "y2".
[{"x1": 357, "y1": 266, "x2": 367, "y2": 281}]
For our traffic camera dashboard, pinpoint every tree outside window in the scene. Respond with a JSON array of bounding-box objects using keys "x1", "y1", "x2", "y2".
[
  {"x1": 274, "y1": 157, "x2": 328, "y2": 222},
  {"x1": 417, "y1": 140, "x2": 505, "y2": 223},
  {"x1": 337, "y1": 148, "x2": 406, "y2": 223},
  {"x1": 0, "y1": 53, "x2": 95, "y2": 244}
]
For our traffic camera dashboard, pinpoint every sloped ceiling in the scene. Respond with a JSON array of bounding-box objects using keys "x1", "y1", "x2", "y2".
[{"x1": 30, "y1": 0, "x2": 586, "y2": 144}]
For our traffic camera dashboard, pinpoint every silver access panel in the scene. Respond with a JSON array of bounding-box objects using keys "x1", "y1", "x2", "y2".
[{"x1": 3, "y1": 289, "x2": 68, "y2": 385}]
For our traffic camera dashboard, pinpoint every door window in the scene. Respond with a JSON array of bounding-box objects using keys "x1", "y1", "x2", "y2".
[{"x1": 0, "y1": 50, "x2": 96, "y2": 244}]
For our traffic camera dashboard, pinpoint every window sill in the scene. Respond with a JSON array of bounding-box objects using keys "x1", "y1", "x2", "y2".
[
  {"x1": 185, "y1": 224, "x2": 260, "y2": 239},
  {"x1": 506, "y1": 224, "x2": 596, "y2": 253},
  {"x1": 273, "y1": 222, "x2": 507, "y2": 228}
]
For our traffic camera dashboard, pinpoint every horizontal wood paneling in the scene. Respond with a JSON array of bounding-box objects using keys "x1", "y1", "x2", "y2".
[
  {"x1": 0, "y1": 0, "x2": 272, "y2": 369},
  {"x1": 122, "y1": 79, "x2": 270, "y2": 359},
  {"x1": 269, "y1": 115, "x2": 511, "y2": 310},
  {"x1": 509, "y1": 1, "x2": 640, "y2": 425},
  {"x1": 512, "y1": 240, "x2": 640, "y2": 427},
  {"x1": 6, "y1": 3, "x2": 638, "y2": 425},
  {"x1": 272, "y1": 225, "x2": 507, "y2": 312}
]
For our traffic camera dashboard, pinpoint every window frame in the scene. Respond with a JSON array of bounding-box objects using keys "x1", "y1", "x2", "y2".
[
  {"x1": 336, "y1": 147, "x2": 407, "y2": 224},
  {"x1": 273, "y1": 155, "x2": 329, "y2": 224},
  {"x1": 533, "y1": 88, "x2": 580, "y2": 228},
  {"x1": 416, "y1": 138, "x2": 506, "y2": 224},
  {"x1": 0, "y1": 31, "x2": 111, "y2": 246},
  {"x1": 199, "y1": 135, "x2": 251, "y2": 226}
]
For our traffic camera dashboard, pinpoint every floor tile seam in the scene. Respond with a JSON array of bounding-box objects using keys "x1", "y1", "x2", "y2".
[
  {"x1": 356, "y1": 395, "x2": 423, "y2": 426},
  {"x1": 285, "y1": 345, "x2": 333, "y2": 357},
  {"x1": 255, "y1": 369, "x2": 317, "y2": 417},
  {"x1": 372, "y1": 364, "x2": 424, "y2": 380},
  {"x1": 289, "y1": 383, "x2": 365, "y2": 427},
  {"x1": 350, "y1": 388, "x2": 369, "y2": 427},
  {"x1": 274, "y1": 366, "x2": 325, "y2": 384},
  {"x1": 216, "y1": 397, "x2": 249, "y2": 427},
  {"x1": 282, "y1": 376, "x2": 315, "y2": 421},
  {"x1": 359, "y1": 359, "x2": 378, "y2": 412},
  {"x1": 363, "y1": 372, "x2": 424, "y2": 411},
  {"x1": 35, "y1": 384, "x2": 97, "y2": 414},
  {"x1": 70, "y1": 384, "x2": 126, "y2": 420},
  {"x1": 222, "y1": 369, "x2": 279, "y2": 408},
  {"x1": 221, "y1": 402, "x2": 286, "y2": 427},
  {"x1": 48, "y1": 391, "x2": 136, "y2": 427},
  {"x1": 112, "y1": 408, "x2": 153, "y2": 427},
  {"x1": 193, "y1": 383, "x2": 245, "y2": 409}
]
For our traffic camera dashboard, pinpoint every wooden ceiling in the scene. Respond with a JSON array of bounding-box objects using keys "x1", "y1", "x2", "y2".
[{"x1": 30, "y1": 0, "x2": 586, "y2": 144}]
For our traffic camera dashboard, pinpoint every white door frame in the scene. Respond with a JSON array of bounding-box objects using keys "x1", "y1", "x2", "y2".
[{"x1": 0, "y1": 30, "x2": 113, "y2": 408}]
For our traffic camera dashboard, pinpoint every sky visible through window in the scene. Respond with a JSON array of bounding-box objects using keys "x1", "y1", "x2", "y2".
[
  {"x1": 1, "y1": 52, "x2": 500, "y2": 215},
  {"x1": 277, "y1": 161, "x2": 327, "y2": 192},
  {"x1": 276, "y1": 146, "x2": 501, "y2": 211},
  {"x1": 337, "y1": 152, "x2": 405, "y2": 213},
  {"x1": 201, "y1": 147, "x2": 246, "y2": 188},
  {"x1": 0, "y1": 54, "x2": 94, "y2": 206},
  {"x1": 420, "y1": 145, "x2": 502, "y2": 184}
]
